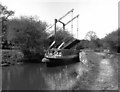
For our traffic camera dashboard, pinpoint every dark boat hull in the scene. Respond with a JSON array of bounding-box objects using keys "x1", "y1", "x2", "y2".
[{"x1": 44, "y1": 55, "x2": 80, "y2": 67}]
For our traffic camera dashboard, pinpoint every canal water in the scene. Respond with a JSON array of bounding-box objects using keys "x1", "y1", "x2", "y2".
[{"x1": 2, "y1": 62, "x2": 88, "y2": 90}]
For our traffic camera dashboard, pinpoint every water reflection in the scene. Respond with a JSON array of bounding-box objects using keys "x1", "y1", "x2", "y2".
[
  {"x1": 2, "y1": 63, "x2": 47, "y2": 90},
  {"x1": 2, "y1": 62, "x2": 89, "y2": 90},
  {"x1": 41, "y1": 62, "x2": 89, "y2": 90}
]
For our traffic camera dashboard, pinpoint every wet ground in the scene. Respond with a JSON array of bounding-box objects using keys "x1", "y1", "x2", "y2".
[{"x1": 1, "y1": 51, "x2": 118, "y2": 90}]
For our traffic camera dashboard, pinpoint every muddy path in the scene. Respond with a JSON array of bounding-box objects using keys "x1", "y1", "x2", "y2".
[
  {"x1": 91, "y1": 58, "x2": 118, "y2": 90},
  {"x1": 72, "y1": 51, "x2": 118, "y2": 90},
  {"x1": 90, "y1": 52, "x2": 118, "y2": 90}
]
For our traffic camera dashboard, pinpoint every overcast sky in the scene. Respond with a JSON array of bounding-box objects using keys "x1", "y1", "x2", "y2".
[{"x1": 0, "y1": 0, "x2": 119, "y2": 39}]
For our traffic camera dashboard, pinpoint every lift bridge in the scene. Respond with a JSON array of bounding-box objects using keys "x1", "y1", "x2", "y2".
[{"x1": 46, "y1": 9, "x2": 80, "y2": 50}]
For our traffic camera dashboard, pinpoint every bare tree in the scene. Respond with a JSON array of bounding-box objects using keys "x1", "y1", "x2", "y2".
[
  {"x1": 0, "y1": 3, "x2": 14, "y2": 48},
  {"x1": 0, "y1": 4, "x2": 14, "y2": 18},
  {"x1": 85, "y1": 31, "x2": 98, "y2": 41}
]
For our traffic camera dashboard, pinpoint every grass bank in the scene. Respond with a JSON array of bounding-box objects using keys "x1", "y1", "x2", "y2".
[{"x1": 1, "y1": 49, "x2": 24, "y2": 66}]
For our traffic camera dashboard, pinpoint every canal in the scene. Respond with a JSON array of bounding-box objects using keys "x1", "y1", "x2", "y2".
[
  {"x1": 2, "y1": 62, "x2": 88, "y2": 90},
  {"x1": 1, "y1": 52, "x2": 118, "y2": 90}
]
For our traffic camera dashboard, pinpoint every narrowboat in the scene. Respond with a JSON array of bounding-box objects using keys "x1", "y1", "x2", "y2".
[{"x1": 42, "y1": 39, "x2": 80, "y2": 67}]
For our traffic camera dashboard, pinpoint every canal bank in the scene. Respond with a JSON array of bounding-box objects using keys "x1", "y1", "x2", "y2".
[
  {"x1": 1, "y1": 49, "x2": 24, "y2": 66},
  {"x1": 1, "y1": 49, "x2": 44, "y2": 66},
  {"x1": 1, "y1": 51, "x2": 118, "y2": 90}
]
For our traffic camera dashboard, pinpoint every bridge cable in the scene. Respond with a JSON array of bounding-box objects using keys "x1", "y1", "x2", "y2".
[{"x1": 77, "y1": 15, "x2": 79, "y2": 38}]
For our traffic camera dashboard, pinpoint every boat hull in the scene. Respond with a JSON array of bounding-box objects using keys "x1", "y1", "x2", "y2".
[{"x1": 44, "y1": 54, "x2": 80, "y2": 67}]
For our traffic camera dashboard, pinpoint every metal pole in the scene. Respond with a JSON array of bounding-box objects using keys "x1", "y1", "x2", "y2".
[
  {"x1": 65, "y1": 14, "x2": 79, "y2": 26},
  {"x1": 63, "y1": 24, "x2": 65, "y2": 31},
  {"x1": 58, "y1": 20, "x2": 65, "y2": 31},
  {"x1": 58, "y1": 9, "x2": 74, "y2": 21},
  {"x1": 54, "y1": 19, "x2": 57, "y2": 40},
  {"x1": 46, "y1": 9, "x2": 74, "y2": 32}
]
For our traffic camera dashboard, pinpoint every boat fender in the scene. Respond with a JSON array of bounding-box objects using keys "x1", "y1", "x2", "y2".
[{"x1": 42, "y1": 58, "x2": 49, "y2": 62}]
